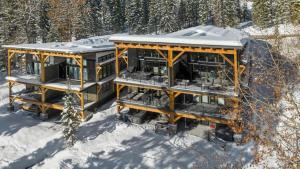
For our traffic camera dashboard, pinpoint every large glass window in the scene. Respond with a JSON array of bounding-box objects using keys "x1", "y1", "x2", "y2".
[{"x1": 66, "y1": 58, "x2": 88, "y2": 81}]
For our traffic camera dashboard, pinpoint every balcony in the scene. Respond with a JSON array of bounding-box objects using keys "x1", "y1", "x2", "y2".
[
  {"x1": 115, "y1": 71, "x2": 168, "y2": 89},
  {"x1": 118, "y1": 90, "x2": 169, "y2": 109},
  {"x1": 175, "y1": 103, "x2": 232, "y2": 120},
  {"x1": 172, "y1": 78, "x2": 236, "y2": 97}
]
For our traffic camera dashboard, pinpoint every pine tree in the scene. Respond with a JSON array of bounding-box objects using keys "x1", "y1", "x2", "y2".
[
  {"x1": 61, "y1": 89, "x2": 81, "y2": 146},
  {"x1": 253, "y1": 0, "x2": 273, "y2": 28},
  {"x1": 38, "y1": 0, "x2": 51, "y2": 43},
  {"x1": 72, "y1": 3, "x2": 90, "y2": 40},
  {"x1": 213, "y1": 0, "x2": 225, "y2": 27},
  {"x1": 46, "y1": 22, "x2": 60, "y2": 42},
  {"x1": 223, "y1": 0, "x2": 239, "y2": 27},
  {"x1": 290, "y1": 0, "x2": 300, "y2": 25},
  {"x1": 177, "y1": 0, "x2": 187, "y2": 28},
  {"x1": 148, "y1": 0, "x2": 162, "y2": 34},
  {"x1": 86, "y1": 0, "x2": 103, "y2": 36},
  {"x1": 101, "y1": 0, "x2": 113, "y2": 34},
  {"x1": 111, "y1": 0, "x2": 125, "y2": 33},
  {"x1": 126, "y1": 0, "x2": 143, "y2": 34},
  {"x1": 186, "y1": 0, "x2": 200, "y2": 27},
  {"x1": 275, "y1": 0, "x2": 292, "y2": 24},
  {"x1": 160, "y1": 0, "x2": 178, "y2": 33},
  {"x1": 241, "y1": 1, "x2": 251, "y2": 22},
  {"x1": 199, "y1": 0, "x2": 209, "y2": 25}
]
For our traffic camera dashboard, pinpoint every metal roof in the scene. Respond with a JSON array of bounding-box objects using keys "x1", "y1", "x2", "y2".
[
  {"x1": 110, "y1": 25, "x2": 249, "y2": 49},
  {"x1": 2, "y1": 35, "x2": 115, "y2": 54}
]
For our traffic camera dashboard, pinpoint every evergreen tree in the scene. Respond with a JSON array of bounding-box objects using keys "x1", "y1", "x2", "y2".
[
  {"x1": 223, "y1": 0, "x2": 239, "y2": 27},
  {"x1": 213, "y1": 0, "x2": 225, "y2": 27},
  {"x1": 253, "y1": 0, "x2": 273, "y2": 28},
  {"x1": 72, "y1": 3, "x2": 90, "y2": 40},
  {"x1": 38, "y1": 0, "x2": 51, "y2": 43},
  {"x1": 241, "y1": 1, "x2": 251, "y2": 22},
  {"x1": 160, "y1": 0, "x2": 178, "y2": 33},
  {"x1": 126, "y1": 0, "x2": 143, "y2": 34},
  {"x1": 186, "y1": 0, "x2": 200, "y2": 27},
  {"x1": 46, "y1": 22, "x2": 61, "y2": 42},
  {"x1": 148, "y1": 0, "x2": 162, "y2": 34},
  {"x1": 199, "y1": 0, "x2": 209, "y2": 25},
  {"x1": 177, "y1": 0, "x2": 187, "y2": 28},
  {"x1": 275, "y1": 0, "x2": 292, "y2": 24},
  {"x1": 61, "y1": 89, "x2": 81, "y2": 146},
  {"x1": 101, "y1": 0, "x2": 113, "y2": 34},
  {"x1": 290, "y1": 0, "x2": 300, "y2": 25},
  {"x1": 86, "y1": 0, "x2": 103, "y2": 36}
]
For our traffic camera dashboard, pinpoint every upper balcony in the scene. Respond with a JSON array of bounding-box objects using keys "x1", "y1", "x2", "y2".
[{"x1": 172, "y1": 52, "x2": 237, "y2": 97}]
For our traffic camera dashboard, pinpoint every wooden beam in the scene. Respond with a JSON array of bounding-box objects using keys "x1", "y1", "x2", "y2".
[
  {"x1": 239, "y1": 65, "x2": 246, "y2": 75},
  {"x1": 116, "y1": 43, "x2": 236, "y2": 55},
  {"x1": 172, "y1": 51, "x2": 185, "y2": 63},
  {"x1": 233, "y1": 49, "x2": 239, "y2": 93},
  {"x1": 155, "y1": 49, "x2": 168, "y2": 61},
  {"x1": 117, "y1": 48, "x2": 128, "y2": 58},
  {"x1": 115, "y1": 48, "x2": 120, "y2": 77},
  {"x1": 219, "y1": 53, "x2": 234, "y2": 67},
  {"x1": 118, "y1": 102, "x2": 170, "y2": 115}
]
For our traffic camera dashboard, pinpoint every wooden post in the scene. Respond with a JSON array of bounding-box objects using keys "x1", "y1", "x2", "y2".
[
  {"x1": 80, "y1": 92, "x2": 85, "y2": 120},
  {"x1": 80, "y1": 57, "x2": 84, "y2": 89},
  {"x1": 169, "y1": 91, "x2": 175, "y2": 124},
  {"x1": 168, "y1": 49, "x2": 174, "y2": 87},
  {"x1": 233, "y1": 49, "x2": 239, "y2": 94},
  {"x1": 40, "y1": 54, "x2": 46, "y2": 83},
  {"x1": 115, "y1": 48, "x2": 119, "y2": 77},
  {"x1": 40, "y1": 87, "x2": 48, "y2": 119}
]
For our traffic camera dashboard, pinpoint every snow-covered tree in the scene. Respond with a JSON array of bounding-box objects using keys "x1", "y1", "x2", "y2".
[
  {"x1": 241, "y1": 1, "x2": 251, "y2": 22},
  {"x1": 186, "y1": 0, "x2": 200, "y2": 27},
  {"x1": 100, "y1": 0, "x2": 113, "y2": 34},
  {"x1": 126, "y1": 0, "x2": 143, "y2": 34},
  {"x1": 290, "y1": 0, "x2": 300, "y2": 25},
  {"x1": 38, "y1": 0, "x2": 51, "y2": 43},
  {"x1": 253, "y1": 0, "x2": 274, "y2": 28},
  {"x1": 223, "y1": 0, "x2": 239, "y2": 27},
  {"x1": 177, "y1": 0, "x2": 187, "y2": 28},
  {"x1": 61, "y1": 91, "x2": 81, "y2": 146},
  {"x1": 86, "y1": 0, "x2": 103, "y2": 36},
  {"x1": 148, "y1": 0, "x2": 162, "y2": 34},
  {"x1": 199, "y1": 0, "x2": 209, "y2": 25},
  {"x1": 160, "y1": 0, "x2": 178, "y2": 33},
  {"x1": 212, "y1": 0, "x2": 224, "y2": 27}
]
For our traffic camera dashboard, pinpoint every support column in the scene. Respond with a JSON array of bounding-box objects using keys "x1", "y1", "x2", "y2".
[
  {"x1": 169, "y1": 91, "x2": 175, "y2": 124},
  {"x1": 7, "y1": 81, "x2": 14, "y2": 111},
  {"x1": 80, "y1": 57, "x2": 84, "y2": 90},
  {"x1": 40, "y1": 87, "x2": 48, "y2": 120},
  {"x1": 7, "y1": 50, "x2": 12, "y2": 76},
  {"x1": 40, "y1": 54, "x2": 46, "y2": 83},
  {"x1": 233, "y1": 49, "x2": 239, "y2": 93},
  {"x1": 168, "y1": 49, "x2": 174, "y2": 87},
  {"x1": 115, "y1": 48, "x2": 119, "y2": 77},
  {"x1": 168, "y1": 49, "x2": 176, "y2": 124},
  {"x1": 80, "y1": 92, "x2": 85, "y2": 120},
  {"x1": 116, "y1": 84, "x2": 121, "y2": 114}
]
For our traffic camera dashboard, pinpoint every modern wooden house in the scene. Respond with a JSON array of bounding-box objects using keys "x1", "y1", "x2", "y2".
[
  {"x1": 110, "y1": 25, "x2": 249, "y2": 136},
  {"x1": 3, "y1": 36, "x2": 116, "y2": 120}
]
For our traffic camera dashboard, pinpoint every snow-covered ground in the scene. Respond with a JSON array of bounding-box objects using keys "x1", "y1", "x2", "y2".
[
  {"x1": 0, "y1": 76, "x2": 256, "y2": 169},
  {"x1": 243, "y1": 24, "x2": 300, "y2": 36}
]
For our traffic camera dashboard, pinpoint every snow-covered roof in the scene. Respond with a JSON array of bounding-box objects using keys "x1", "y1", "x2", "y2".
[
  {"x1": 2, "y1": 35, "x2": 115, "y2": 54},
  {"x1": 110, "y1": 25, "x2": 249, "y2": 49}
]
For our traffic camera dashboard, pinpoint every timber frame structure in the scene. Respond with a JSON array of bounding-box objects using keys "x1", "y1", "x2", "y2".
[
  {"x1": 111, "y1": 26, "x2": 248, "y2": 133},
  {"x1": 4, "y1": 36, "x2": 116, "y2": 120}
]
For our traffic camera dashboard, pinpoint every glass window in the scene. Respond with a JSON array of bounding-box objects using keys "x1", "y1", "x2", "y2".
[
  {"x1": 202, "y1": 95, "x2": 208, "y2": 103},
  {"x1": 218, "y1": 98, "x2": 225, "y2": 105}
]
